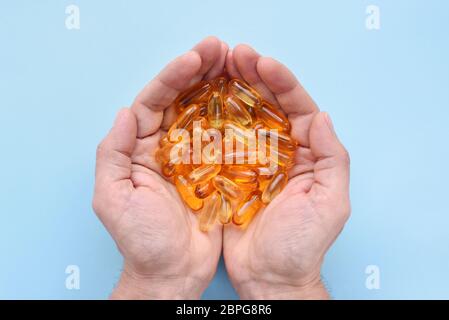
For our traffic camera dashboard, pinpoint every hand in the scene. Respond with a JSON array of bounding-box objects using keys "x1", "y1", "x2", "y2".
[
  {"x1": 93, "y1": 37, "x2": 229, "y2": 299},
  {"x1": 223, "y1": 45, "x2": 351, "y2": 299}
]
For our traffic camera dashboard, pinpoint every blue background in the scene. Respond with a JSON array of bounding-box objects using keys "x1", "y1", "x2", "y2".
[{"x1": 1, "y1": 0, "x2": 448, "y2": 299}]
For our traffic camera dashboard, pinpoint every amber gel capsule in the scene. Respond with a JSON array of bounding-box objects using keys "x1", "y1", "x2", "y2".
[
  {"x1": 176, "y1": 163, "x2": 194, "y2": 176},
  {"x1": 218, "y1": 193, "x2": 233, "y2": 224},
  {"x1": 175, "y1": 175, "x2": 203, "y2": 211},
  {"x1": 159, "y1": 134, "x2": 170, "y2": 147},
  {"x1": 269, "y1": 148, "x2": 295, "y2": 169},
  {"x1": 195, "y1": 181, "x2": 215, "y2": 199},
  {"x1": 199, "y1": 192, "x2": 221, "y2": 232},
  {"x1": 213, "y1": 77, "x2": 228, "y2": 97},
  {"x1": 223, "y1": 149, "x2": 259, "y2": 165},
  {"x1": 208, "y1": 92, "x2": 225, "y2": 129},
  {"x1": 234, "y1": 179, "x2": 259, "y2": 193},
  {"x1": 223, "y1": 121, "x2": 257, "y2": 146},
  {"x1": 261, "y1": 171, "x2": 288, "y2": 204},
  {"x1": 188, "y1": 164, "x2": 221, "y2": 185},
  {"x1": 222, "y1": 166, "x2": 258, "y2": 184},
  {"x1": 258, "y1": 178, "x2": 271, "y2": 193},
  {"x1": 252, "y1": 120, "x2": 265, "y2": 131},
  {"x1": 175, "y1": 81, "x2": 212, "y2": 113},
  {"x1": 255, "y1": 102, "x2": 291, "y2": 132},
  {"x1": 247, "y1": 106, "x2": 257, "y2": 122},
  {"x1": 228, "y1": 79, "x2": 261, "y2": 107},
  {"x1": 198, "y1": 103, "x2": 208, "y2": 117},
  {"x1": 212, "y1": 175, "x2": 242, "y2": 199},
  {"x1": 161, "y1": 161, "x2": 176, "y2": 177},
  {"x1": 256, "y1": 166, "x2": 275, "y2": 180},
  {"x1": 258, "y1": 129, "x2": 298, "y2": 152},
  {"x1": 224, "y1": 95, "x2": 253, "y2": 127},
  {"x1": 155, "y1": 143, "x2": 173, "y2": 163},
  {"x1": 233, "y1": 190, "x2": 264, "y2": 226},
  {"x1": 168, "y1": 103, "x2": 201, "y2": 140}
]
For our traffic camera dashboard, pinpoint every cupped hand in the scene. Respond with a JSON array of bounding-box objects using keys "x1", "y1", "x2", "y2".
[
  {"x1": 92, "y1": 37, "x2": 228, "y2": 299},
  {"x1": 223, "y1": 45, "x2": 351, "y2": 299}
]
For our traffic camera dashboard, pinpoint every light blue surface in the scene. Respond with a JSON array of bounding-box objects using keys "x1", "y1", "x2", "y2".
[{"x1": 1, "y1": 0, "x2": 448, "y2": 299}]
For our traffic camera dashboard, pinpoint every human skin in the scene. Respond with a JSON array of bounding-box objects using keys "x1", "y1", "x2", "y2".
[
  {"x1": 223, "y1": 45, "x2": 350, "y2": 299},
  {"x1": 93, "y1": 37, "x2": 350, "y2": 300},
  {"x1": 93, "y1": 37, "x2": 229, "y2": 299}
]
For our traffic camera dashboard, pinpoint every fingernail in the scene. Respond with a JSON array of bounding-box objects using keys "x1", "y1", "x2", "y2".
[{"x1": 324, "y1": 112, "x2": 336, "y2": 136}]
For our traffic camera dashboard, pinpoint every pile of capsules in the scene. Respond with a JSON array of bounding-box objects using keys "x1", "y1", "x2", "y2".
[{"x1": 155, "y1": 78, "x2": 298, "y2": 231}]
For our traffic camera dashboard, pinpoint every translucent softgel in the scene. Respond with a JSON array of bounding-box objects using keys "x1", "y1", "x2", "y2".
[{"x1": 155, "y1": 78, "x2": 298, "y2": 231}]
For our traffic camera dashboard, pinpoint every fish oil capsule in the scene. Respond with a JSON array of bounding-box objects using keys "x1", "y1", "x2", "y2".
[
  {"x1": 255, "y1": 102, "x2": 291, "y2": 132},
  {"x1": 155, "y1": 143, "x2": 173, "y2": 163},
  {"x1": 159, "y1": 134, "x2": 170, "y2": 147},
  {"x1": 156, "y1": 77, "x2": 297, "y2": 230},
  {"x1": 228, "y1": 79, "x2": 261, "y2": 108},
  {"x1": 269, "y1": 148, "x2": 295, "y2": 169},
  {"x1": 191, "y1": 116, "x2": 209, "y2": 135},
  {"x1": 187, "y1": 164, "x2": 221, "y2": 185},
  {"x1": 199, "y1": 192, "x2": 221, "y2": 232},
  {"x1": 223, "y1": 121, "x2": 256, "y2": 146},
  {"x1": 213, "y1": 77, "x2": 228, "y2": 97},
  {"x1": 195, "y1": 181, "x2": 215, "y2": 199},
  {"x1": 261, "y1": 171, "x2": 288, "y2": 204},
  {"x1": 256, "y1": 166, "x2": 275, "y2": 180},
  {"x1": 233, "y1": 190, "x2": 264, "y2": 226},
  {"x1": 224, "y1": 95, "x2": 253, "y2": 127},
  {"x1": 208, "y1": 92, "x2": 224, "y2": 129},
  {"x1": 252, "y1": 120, "x2": 266, "y2": 131},
  {"x1": 176, "y1": 163, "x2": 193, "y2": 176},
  {"x1": 168, "y1": 103, "x2": 201, "y2": 141},
  {"x1": 247, "y1": 106, "x2": 257, "y2": 122},
  {"x1": 221, "y1": 166, "x2": 258, "y2": 184},
  {"x1": 168, "y1": 143, "x2": 192, "y2": 165},
  {"x1": 198, "y1": 102, "x2": 208, "y2": 117},
  {"x1": 258, "y1": 178, "x2": 271, "y2": 193},
  {"x1": 175, "y1": 175, "x2": 203, "y2": 211},
  {"x1": 175, "y1": 81, "x2": 212, "y2": 113},
  {"x1": 258, "y1": 129, "x2": 298, "y2": 152},
  {"x1": 223, "y1": 149, "x2": 259, "y2": 165},
  {"x1": 235, "y1": 179, "x2": 259, "y2": 193},
  {"x1": 161, "y1": 161, "x2": 176, "y2": 177},
  {"x1": 212, "y1": 175, "x2": 242, "y2": 199},
  {"x1": 218, "y1": 193, "x2": 233, "y2": 224}
]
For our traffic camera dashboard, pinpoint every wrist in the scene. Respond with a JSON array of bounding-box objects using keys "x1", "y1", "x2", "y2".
[
  {"x1": 110, "y1": 264, "x2": 206, "y2": 300},
  {"x1": 235, "y1": 276, "x2": 329, "y2": 300}
]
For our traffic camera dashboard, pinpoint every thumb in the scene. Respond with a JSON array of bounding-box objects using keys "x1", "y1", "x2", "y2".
[
  {"x1": 309, "y1": 112, "x2": 350, "y2": 199},
  {"x1": 95, "y1": 108, "x2": 137, "y2": 187}
]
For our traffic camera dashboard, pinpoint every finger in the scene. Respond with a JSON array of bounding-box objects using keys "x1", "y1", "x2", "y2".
[
  {"x1": 257, "y1": 56, "x2": 319, "y2": 146},
  {"x1": 131, "y1": 131, "x2": 163, "y2": 174},
  {"x1": 161, "y1": 104, "x2": 177, "y2": 131},
  {"x1": 308, "y1": 112, "x2": 350, "y2": 201},
  {"x1": 161, "y1": 37, "x2": 228, "y2": 130},
  {"x1": 191, "y1": 36, "x2": 223, "y2": 82},
  {"x1": 131, "y1": 36, "x2": 223, "y2": 139},
  {"x1": 132, "y1": 51, "x2": 202, "y2": 138},
  {"x1": 232, "y1": 44, "x2": 277, "y2": 104},
  {"x1": 95, "y1": 108, "x2": 137, "y2": 187},
  {"x1": 204, "y1": 41, "x2": 229, "y2": 80},
  {"x1": 225, "y1": 49, "x2": 242, "y2": 79}
]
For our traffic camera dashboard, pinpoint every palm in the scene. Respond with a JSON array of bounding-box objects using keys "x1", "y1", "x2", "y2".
[
  {"x1": 224, "y1": 162, "x2": 339, "y2": 287},
  {"x1": 223, "y1": 44, "x2": 350, "y2": 295},
  {"x1": 93, "y1": 37, "x2": 229, "y2": 296},
  {"x1": 103, "y1": 126, "x2": 222, "y2": 283}
]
